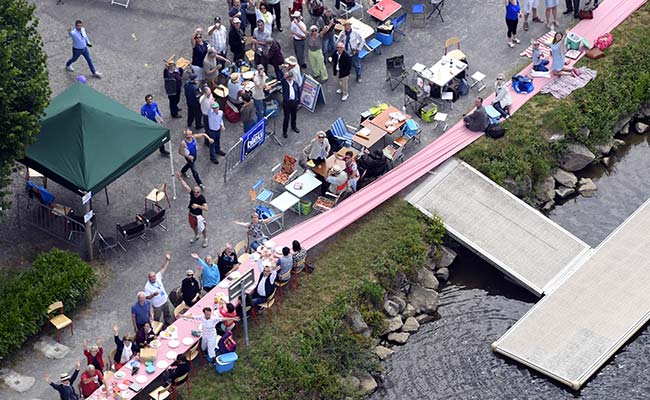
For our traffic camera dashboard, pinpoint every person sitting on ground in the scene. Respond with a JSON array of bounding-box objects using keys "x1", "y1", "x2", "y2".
[
  {"x1": 164, "y1": 354, "x2": 191, "y2": 385},
  {"x1": 45, "y1": 361, "x2": 81, "y2": 400},
  {"x1": 217, "y1": 300, "x2": 239, "y2": 334},
  {"x1": 492, "y1": 74, "x2": 512, "y2": 120},
  {"x1": 463, "y1": 97, "x2": 489, "y2": 132},
  {"x1": 78, "y1": 364, "x2": 103, "y2": 399},
  {"x1": 217, "y1": 330, "x2": 237, "y2": 355},
  {"x1": 112, "y1": 325, "x2": 140, "y2": 370},
  {"x1": 531, "y1": 40, "x2": 549, "y2": 72},
  {"x1": 191, "y1": 253, "x2": 221, "y2": 292},
  {"x1": 549, "y1": 31, "x2": 580, "y2": 77},
  {"x1": 357, "y1": 149, "x2": 388, "y2": 183},
  {"x1": 181, "y1": 269, "x2": 201, "y2": 306},
  {"x1": 83, "y1": 339, "x2": 104, "y2": 371},
  {"x1": 217, "y1": 243, "x2": 239, "y2": 278},
  {"x1": 135, "y1": 322, "x2": 156, "y2": 348},
  {"x1": 303, "y1": 131, "x2": 331, "y2": 166},
  {"x1": 276, "y1": 246, "x2": 293, "y2": 281},
  {"x1": 323, "y1": 164, "x2": 348, "y2": 195},
  {"x1": 234, "y1": 213, "x2": 269, "y2": 250},
  {"x1": 252, "y1": 261, "x2": 277, "y2": 305}
]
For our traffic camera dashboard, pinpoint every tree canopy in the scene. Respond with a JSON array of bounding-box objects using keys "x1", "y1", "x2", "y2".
[{"x1": 0, "y1": 0, "x2": 50, "y2": 215}]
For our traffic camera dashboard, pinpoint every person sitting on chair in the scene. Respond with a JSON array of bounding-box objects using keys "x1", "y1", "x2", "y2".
[
  {"x1": 164, "y1": 354, "x2": 190, "y2": 386},
  {"x1": 234, "y1": 213, "x2": 269, "y2": 251},
  {"x1": 357, "y1": 149, "x2": 388, "y2": 183},
  {"x1": 276, "y1": 247, "x2": 293, "y2": 280},
  {"x1": 227, "y1": 72, "x2": 244, "y2": 106},
  {"x1": 181, "y1": 269, "x2": 201, "y2": 306},
  {"x1": 321, "y1": 164, "x2": 348, "y2": 196},
  {"x1": 463, "y1": 97, "x2": 489, "y2": 132},
  {"x1": 217, "y1": 243, "x2": 239, "y2": 277},
  {"x1": 217, "y1": 331, "x2": 237, "y2": 355},
  {"x1": 135, "y1": 322, "x2": 156, "y2": 348},
  {"x1": 302, "y1": 131, "x2": 331, "y2": 166},
  {"x1": 252, "y1": 262, "x2": 277, "y2": 305},
  {"x1": 112, "y1": 325, "x2": 140, "y2": 370}
]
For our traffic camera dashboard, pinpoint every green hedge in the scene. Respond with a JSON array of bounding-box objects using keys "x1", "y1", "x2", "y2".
[
  {"x1": 460, "y1": 4, "x2": 650, "y2": 201},
  {"x1": 0, "y1": 248, "x2": 96, "y2": 358}
]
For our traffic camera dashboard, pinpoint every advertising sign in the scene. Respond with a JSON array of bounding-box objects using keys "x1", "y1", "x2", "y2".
[{"x1": 240, "y1": 118, "x2": 267, "y2": 162}]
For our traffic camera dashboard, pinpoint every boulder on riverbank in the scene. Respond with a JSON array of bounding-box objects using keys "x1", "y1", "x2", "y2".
[
  {"x1": 635, "y1": 122, "x2": 649, "y2": 133},
  {"x1": 383, "y1": 316, "x2": 403, "y2": 335},
  {"x1": 555, "y1": 186, "x2": 576, "y2": 199},
  {"x1": 436, "y1": 245, "x2": 457, "y2": 269},
  {"x1": 408, "y1": 284, "x2": 439, "y2": 315},
  {"x1": 416, "y1": 267, "x2": 439, "y2": 290},
  {"x1": 373, "y1": 345, "x2": 395, "y2": 361},
  {"x1": 347, "y1": 308, "x2": 371, "y2": 337},
  {"x1": 552, "y1": 169, "x2": 578, "y2": 188},
  {"x1": 535, "y1": 176, "x2": 556, "y2": 203},
  {"x1": 559, "y1": 144, "x2": 596, "y2": 171},
  {"x1": 401, "y1": 317, "x2": 420, "y2": 333},
  {"x1": 578, "y1": 178, "x2": 597, "y2": 197},
  {"x1": 387, "y1": 332, "x2": 410, "y2": 345},
  {"x1": 356, "y1": 372, "x2": 378, "y2": 394}
]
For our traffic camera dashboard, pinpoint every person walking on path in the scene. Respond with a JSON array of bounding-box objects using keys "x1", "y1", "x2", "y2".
[
  {"x1": 332, "y1": 42, "x2": 352, "y2": 101},
  {"x1": 179, "y1": 128, "x2": 213, "y2": 189},
  {"x1": 207, "y1": 102, "x2": 226, "y2": 164},
  {"x1": 505, "y1": 0, "x2": 522, "y2": 48},
  {"x1": 144, "y1": 253, "x2": 175, "y2": 327},
  {"x1": 141, "y1": 94, "x2": 171, "y2": 156},
  {"x1": 45, "y1": 361, "x2": 81, "y2": 400},
  {"x1": 337, "y1": 20, "x2": 364, "y2": 82},
  {"x1": 281, "y1": 72, "x2": 301, "y2": 138},
  {"x1": 544, "y1": 0, "x2": 559, "y2": 30},
  {"x1": 563, "y1": 0, "x2": 580, "y2": 19},
  {"x1": 307, "y1": 24, "x2": 328, "y2": 81},
  {"x1": 291, "y1": 11, "x2": 308, "y2": 69},
  {"x1": 523, "y1": 0, "x2": 542, "y2": 31},
  {"x1": 163, "y1": 61, "x2": 184, "y2": 119},
  {"x1": 177, "y1": 172, "x2": 210, "y2": 247},
  {"x1": 65, "y1": 20, "x2": 102, "y2": 78}
]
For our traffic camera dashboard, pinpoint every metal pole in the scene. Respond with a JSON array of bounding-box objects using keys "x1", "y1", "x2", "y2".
[
  {"x1": 84, "y1": 201, "x2": 94, "y2": 261},
  {"x1": 169, "y1": 138, "x2": 177, "y2": 200},
  {"x1": 240, "y1": 281, "x2": 249, "y2": 347}
]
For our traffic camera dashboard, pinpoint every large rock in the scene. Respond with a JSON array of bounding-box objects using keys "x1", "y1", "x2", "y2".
[
  {"x1": 578, "y1": 178, "x2": 597, "y2": 197},
  {"x1": 601, "y1": 156, "x2": 615, "y2": 169},
  {"x1": 373, "y1": 345, "x2": 395, "y2": 360},
  {"x1": 408, "y1": 284, "x2": 439, "y2": 315},
  {"x1": 402, "y1": 303, "x2": 416, "y2": 318},
  {"x1": 436, "y1": 246, "x2": 457, "y2": 269},
  {"x1": 434, "y1": 267, "x2": 450, "y2": 282},
  {"x1": 547, "y1": 133, "x2": 565, "y2": 143},
  {"x1": 535, "y1": 176, "x2": 556, "y2": 203},
  {"x1": 347, "y1": 308, "x2": 371, "y2": 337},
  {"x1": 415, "y1": 314, "x2": 435, "y2": 324},
  {"x1": 552, "y1": 169, "x2": 578, "y2": 188},
  {"x1": 555, "y1": 186, "x2": 576, "y2": 199},
  {"x1": 635, "y1": 122, "x2": 649, "y2": 134},
  {"x1": 383, "y1": 316, "x2": 403, "y2": 335},
  {"x1": 356, "y1": 372, "x2": 378, "y2": 394},
  {"x1": 388, "y1": 296, "x2": 406, "y2": 313},
  {"x1": 641, "y1": 106, "x2": 650, "y2": 118},
  {"x1": 612, "y1": 139, "x2": 626, "y2": 151},
  {"x1": 401, "y1": 317, "x2": 420, "y2": 333},
  {"x1": 33, "y1": 337, "x2": 70, "y2": 359},
  {"x1": 387, "y1": 332, "x2": 410, "y2": 345},
  {"x1": 341, "y1": 375, "x2": 360, "y2": 391},
  {"x1": 559, "y1": 144, "x2": 595, "y2": 172},
  {"x1": 595, "y1": 141, "x2": 613, "y2": 156},
  {"x1": 416, "y1": 267, "x2": 439, "y2": 291},
  {"x1": 503, "y1": 177, "x2": 532, "y2": 198},
  {"x1": 0, "y1": 369, "x2": 36, "y2": 393},
  {"x1": 382, "y1": 300, "x2": 400, "y2": 317},
  {"x1": 615, "y1": 115, "x2": 632, "y2": 133},
  {"x1": 578, "y1": 127, "x2": 590, "y2": 140},
  {"x1": 619, "y1": 123, "x2": 630, "y2": 135}
]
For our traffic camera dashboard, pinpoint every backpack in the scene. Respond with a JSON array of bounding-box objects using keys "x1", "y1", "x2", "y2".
[
  {"x1": 511, "y1": 75, "x2": 534, "y2": 94},
  {"x1": 594, "y1": 33, "x2": 613, "y2": 51},
  {"x1": 485, "y1": 124, "x2": 506, "y2": 139},
  {"x1": 255, "y1": 205, "x2": 274, "y2": 219},
  {"x1": 458, "y1": 78, "x2": 469, "y2": 96}
]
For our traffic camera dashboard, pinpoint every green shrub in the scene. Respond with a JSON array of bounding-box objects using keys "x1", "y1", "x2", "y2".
[
  {"x1": 0, "y1": 248, "x2": 96, "y2": 358},
  {"x1": 357, "y1": 279, "x2": 384, "y2": 309},
  {"x1": 361, "y1": 306, "x2": 388, "y2": 337}
]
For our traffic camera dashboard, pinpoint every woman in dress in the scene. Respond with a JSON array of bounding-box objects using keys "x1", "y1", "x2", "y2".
[
  {"x1": 505, "y1": 0, "x2": 522, "y2": 48},
  {"x1": 549, "y1": 32, "x2": 580, "y2": 77}
]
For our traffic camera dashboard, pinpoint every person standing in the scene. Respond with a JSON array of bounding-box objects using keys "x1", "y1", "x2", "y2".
[
  {"x1": 203, "y1": 48, "x2": 229, "y2": 90},
  {"x1": 140, "y1": 94, "x2": 170, "y2": 156},
  {"x1": 45, "y1": 361, "x2": 81, "y2": 400},
  {"x1": 131, "y1": 292, "x2": 154, "y2": 333},
  {"x1": 207, "y1": 102, "x2": 226, "y2": 164},
  {"x1": 252, "y1": 20, "x2": 272, "y2": 70},
  {"x1": 179, "y1": 129, "x2": 212, "y2": 189},
  {"x1": 177, "y1": 172, "x2": 210, "y2": 247},
  {"x1": 505, "y1": 0, "x2": 522, "y2": 48},
  {"x1": 199, "y1": 85, "x2": 214, "y2": 142},
  {"x1": 252, "y1": 65, "x2": 267, "y2": 121},
  {"x1": 281, "y1": 72, "x2": 301, "y2": 139},
  {"x1": 307, "y1": 0, "x2": 325, "y2": 25},
  {"x1": 544, "y1": 0, "x2": 559, "y2": 29},
  {"x1": 317, "y1": 8, "x2": 336, "y2": 60},
  {"x1": 191, "y1": 253, "x2": 221, "y2": 292},
  {"x1": 563, "y1": 0, "x2": 580, "y2": 18},
  {"x1": 144, "y1": 253, "x2": 175, "y2": 327},
  {"x1": 302, "y1": 131, "x2": 330, "y2": 165},
  {"x1": 180, "y1": 307, "x2": 221, "y2": 364},
  {"x1": 229, "y1": 18, "x2": 247, "y2": 63},
  {"x1": 337, "y1": 20, "x2": 364, "y2": 82},
  {"x1": 522, "y1": 0, "x2": 542, "y2": 31},
  {"x1": 163, "y1": 61, "x2": 184, "y2": 119},
  {"x1": 65, "y1": 20, "x2": 102, "y2": 78},
  {"x1": 191, "y1": 28, "x2": 209, "y2": 81},
  {"x1": 256, "y1": 2, "x2": 276, "y2": 33},
  {"x1": 332, "y1": 42, "x2": 352, "y2": 101},
  {"x1": 263, "y1": 0, "x2": 283, "y2": 31},
  {"x1": 290, "y1": 12, "x2": 308, "y2": 69},
  {"x1": 266, "y1": 39, "x2": 286, "y2": 79},
  {"x1": 240, "y1": 93, "x2": 258, "y2": 133},
  {"x1": 184, "y1": 74, "x2": 203, "y2": 130},
  {"x1": 244, "y1": 0, "x2": 258, "y2": 35},
  {"x1": 307, "y1": 25, "x2": 328, "y2": 81},
  {"x1": 208, "y1": 17, "x2": 228, "y2": 57}
]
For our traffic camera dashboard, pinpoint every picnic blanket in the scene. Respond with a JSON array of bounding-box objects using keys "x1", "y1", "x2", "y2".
[
  {"x1": 520, "y1": 31, "x2": 554, "y2": 59},
  {"x1": 540, "y1": 67, "x2": 598, "y2": 99}
]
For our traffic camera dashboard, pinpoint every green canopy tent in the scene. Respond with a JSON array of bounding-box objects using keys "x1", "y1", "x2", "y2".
[{"x1": 21, "y1": 82, "x2": 174, "y2": 258}]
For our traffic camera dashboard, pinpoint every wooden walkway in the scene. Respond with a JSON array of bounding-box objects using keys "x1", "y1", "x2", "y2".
[{"x1": 406, "y1": 159, "x2": 590, "y2": 296}]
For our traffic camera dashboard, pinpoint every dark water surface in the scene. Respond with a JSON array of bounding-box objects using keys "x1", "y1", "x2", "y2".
[{"x1": 375, "y1": 137, "x2": 650, "y2": 399}]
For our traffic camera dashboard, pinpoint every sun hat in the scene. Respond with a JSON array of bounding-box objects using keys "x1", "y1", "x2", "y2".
[
  {"x1": 310, "y1": 25, "x2": 318, "y2": 31},
  {"x1": 186, "y1": 269, "x2": 194, "y2": 275},
  {"x1": 230, "y1": 72, "x2": 240, "y2": 81},
  {"x1": 317, "y1": 131, "x2": 326, "y2": 138},
  {"x1": 60, "y1": 373, "x2": 70, "y2": 381},
  {"x1": 285, "y1": 56, "x2": 298, "y2": 65},
  {"x1": 292, "y1": 11, "x2": 302, "y2": 17},
  {"x1": 233, "y1": 17, "x2": 241, "y2": 23},
  {"x1": 331, "y1": 164, "x2": 342, "y2": 174}
]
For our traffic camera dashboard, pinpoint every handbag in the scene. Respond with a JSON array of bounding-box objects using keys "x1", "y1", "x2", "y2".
[{"x1": 578, "y1": 9, "x2": 593, "y2": 19}]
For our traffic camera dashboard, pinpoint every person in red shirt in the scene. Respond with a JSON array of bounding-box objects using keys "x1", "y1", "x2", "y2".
[
  {"x1": 83, "y1": 339, "x2": 104, "y2": 371},
  {"x1": 217, "y1": 301, "x2": 238, "y2": 334},
  {"x1": 78, "y1": 364, "x2": 103, "y2": 398}
]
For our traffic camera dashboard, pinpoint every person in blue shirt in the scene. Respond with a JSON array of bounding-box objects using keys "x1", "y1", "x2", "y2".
[
  {"x1": 65, "y1": 20, "x2": 102, "y2": 78},
  {"x1": 140, "y1": 94, "x2": 170, "y2": 156},
  {"x1": 191, "y1": 253, "x2": 221, "y2": 292},
  {"x1": 45, "y1": 361, "x2": 81, "y2": 400}
]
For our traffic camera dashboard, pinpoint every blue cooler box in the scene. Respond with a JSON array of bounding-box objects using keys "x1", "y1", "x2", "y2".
[
  {"x1": 376, "y1": 32, "x2": 393, "y2": 46},
  {"x1": 215, "y1": 352, "x2": 238, "y2": 374},
  {"x1": 484, "y1": 105, "x2": 502, "y2": 125}
]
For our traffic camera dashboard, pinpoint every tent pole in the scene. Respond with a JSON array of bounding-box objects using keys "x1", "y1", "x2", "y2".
[
  {"x1": 169, "y1": 139, "x2": 177, "y2": 200},
  {"x1": 85, "y1": 200, "x2": 94, "y2": 261},
  {"x1": 104, "y1": 187, "x2": 110, "y2": 205}
]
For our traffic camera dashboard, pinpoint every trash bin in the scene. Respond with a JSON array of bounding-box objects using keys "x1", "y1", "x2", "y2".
[
  {"x1": 215, "y1": 352, "x2": 238, "y2": 374},
  {"x1": 376, "y1": 31, "x2": 393, "y2": 46}
]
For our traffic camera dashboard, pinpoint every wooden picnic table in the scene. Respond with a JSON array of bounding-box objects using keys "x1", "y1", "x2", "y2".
[{"x1": 368, "y1": 106, "x2": 410, "y2": 134}]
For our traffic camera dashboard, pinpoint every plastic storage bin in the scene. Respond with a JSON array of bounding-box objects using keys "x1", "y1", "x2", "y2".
[{"x1": 215, "y1": 352, "x2": 239, "y2": 374}]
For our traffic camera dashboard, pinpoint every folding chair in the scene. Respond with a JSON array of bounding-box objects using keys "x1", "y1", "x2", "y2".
[
  {"x1": 249, "y1": 179, "x2": 274, "y2": 204},
  {"x1": 116, "y1": 217, "x2": 148, "y2": 247},
  {"x1": 330, "y1": 118, "x2": 357, "y2": 147},
  {"x1": 340, "y1": 1, "x2": 364, "y2": 20},
  {"x1": 386, "y1": 56, "x2": 407, "y2": 91},
  {"x1": 444, "y1": 37, "x2": 466, "y2": 60},
  {"x1": 139, "y1": 204, "x2": 168, "y2": 232},
  {"x1": 358, "y1": 38, "x2": 383, "y2": 59},
  {"x1": 412, "y1": 4, "x2": 426, "y2": 27},
  {"x1": 404, "y1": 84, "x2": 427, "y2": 114},
  {"x1": 145, "y1": 182, "x2": 171, "y2": 210},
  {"x1": 261, "y1": 212, "x2": 284, "y2": 236},
  {"x1": 427, "y1": 0, "x2": 445, "y2": 22},
  {"x1": 392, "y1": 13, "x2": 407, "y2": 42}
]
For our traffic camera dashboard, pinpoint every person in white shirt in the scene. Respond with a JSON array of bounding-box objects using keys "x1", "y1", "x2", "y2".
[
  {"x1": 337, "y1": 20, "x2": 365, "y2": 82},
  {"x1": 144, "y1": 253, "x2": 174, "y2": 326},
  {"x1": 199, "y1": 85, "x2": 214, "y2": 140},
  {"x1": 180, "y1": 307, "x2": 221, "y2": 363},
  {"x1": 255, "y1": 1, "x2": 275, "y2": 33},
  {"x1": 302, "y1": 131, "x2": 331, "y2": 165},
  {"x1": 65, "y1": 20, "x2": 102, "y2": 78},
  {"x1": 252, "y1": 262, "x2": 277, "y2": 305},
  {"x1": 208, "y1": 17, "x2": 228, "y2": 57},
  {"x1": 290, "y1": 11, "x2": 308, "y2": 69},
  {"x1": 252, "y1": 65, "x2": 267, "y2": 121}
]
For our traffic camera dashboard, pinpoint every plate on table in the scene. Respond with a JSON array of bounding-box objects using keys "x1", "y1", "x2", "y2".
[
  {"x1": 135, "y1": 375, "x2": 148, "y2": 384},
  {"x1": 150, "y1": 340, "x2": 160, "y2": 348},
  {"x1": 251, "y1": 253, "x2": 261, "y2": 261},
  {"x1": 265, "y1": 240, "x2": 276, "y2": 249},
  {"x1": 168, "y1": 340, "x2": 179, "y2": 348},
  {"x1": 167, "y1": 326, "x2": 176, "y2": 333},
  {"x1": 230, "y1": 271, "x2": 242, "y2": 280},
  {"x1": 117, "y1": 383, "x2": 129, "y2": 391},
  {"x1": 156, "y1": 360, "x2": 169, "y2": 369},
  {"x1": 218, "y1": 279, "x2": 229, "y2": 288},
  {"x1": 114, "y1": 371, "x2": 126, "y2": 379},
  {"x1": 166, "y1": 350, "x2": 178, "y2": 360},
  {"x1": 182, "y1": 337, "x2": 194, "y2": 346},
  {"x1": 275, "y1": 246, "x2": 283, "y2": 255}
]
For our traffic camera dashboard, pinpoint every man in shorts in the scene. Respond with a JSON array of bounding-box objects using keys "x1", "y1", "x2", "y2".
[
  {"x1": 176, "y1": 172, "x2": 209, "y2": 247},
  {"x1": 523, "y1": 0, "x2": 542, "y2": 31}
]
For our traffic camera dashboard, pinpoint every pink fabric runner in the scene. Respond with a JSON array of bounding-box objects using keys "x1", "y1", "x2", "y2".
[{"x1": 272, "y1": 0, "x2": 647, "y2": 250}]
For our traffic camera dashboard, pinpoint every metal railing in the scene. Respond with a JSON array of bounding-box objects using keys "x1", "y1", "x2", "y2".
[{"x1": 223, "y1": 138, "x2": 244, "y2": 183}]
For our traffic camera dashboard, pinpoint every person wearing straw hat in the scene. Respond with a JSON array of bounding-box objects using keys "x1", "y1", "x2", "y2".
[
  {"x1": 283, "y1": 55, "x2": 303, "y2": 86},
  {"x1": 337, "y1": 19, "x2": 364, "y2": 82},
  {"x1": 307, "y1": 24, "x2": 328, "y2": 81},
  {"x1": 281, "y1": 72, "x2": 301, "y2": 138},
  {"x1": 291, "y1": 11, "x2": 308, "y2": 69},
  {"x1": 323, "y1": 164, "x2": 348, "y2": 195},
  {"x1": 45, "y1": 360, "x2": 81, "y2": 400}
]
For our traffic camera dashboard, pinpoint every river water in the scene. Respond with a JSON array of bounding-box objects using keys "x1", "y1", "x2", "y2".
[{"x1": 374, "y1": 136, "x2": 650, "y2": 400}]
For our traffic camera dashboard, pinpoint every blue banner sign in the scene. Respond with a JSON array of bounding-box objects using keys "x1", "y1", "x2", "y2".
[{"x1": 240, "y1": 118, "x2": 267, "y2": 162}]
